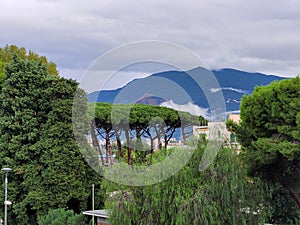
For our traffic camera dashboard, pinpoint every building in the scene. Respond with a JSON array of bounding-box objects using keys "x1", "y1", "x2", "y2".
[
  {"x1": 192, "y1": 125, "x2": 209, "y2": 137},
  {"x1": 207, "y1": 122, "x2": 227, "y2": 141},
  {"x1": 228, "y1": 114, "x2": 241, "y2": 124},
  {"x1": 227, "y1": 114, "x2": 241, "y2": 149},
  {"x1": 83, "y1": 209, "x2": 111, "y2": 225},
  {"x1": 193, "y1": 122, "x2": 227, "y2": 142},
  {"x1": 192, "y1": 115, "x2": 241, "y2": 149}
]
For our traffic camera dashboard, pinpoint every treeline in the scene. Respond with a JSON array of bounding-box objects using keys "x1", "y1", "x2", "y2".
[{"x1": 91, "y1": 102, "x2": 206, "y2": 165}]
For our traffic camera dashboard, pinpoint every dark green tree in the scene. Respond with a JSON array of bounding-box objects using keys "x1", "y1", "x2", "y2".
[
  {"x1": 0, "y1": 58, "x2": 6, "y2": 83},
  {"x1": 0, "y1": 56, "x2": 102, "y2": 224},
  {"x1": 238, "y1": 77, "x2": 300, "y2": 222},
  {"x1": 37, "y1": 208, "x2": 85, "y2": 225}
]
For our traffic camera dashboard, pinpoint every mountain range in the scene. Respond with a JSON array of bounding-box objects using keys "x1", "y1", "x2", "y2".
[{"x1": 88, "y1": 67, "x2": 286, "y2": 116}]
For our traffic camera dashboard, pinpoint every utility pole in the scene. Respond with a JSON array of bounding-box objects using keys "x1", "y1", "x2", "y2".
[{"x1": 1, "y1": 168, "x2": 12, "y2": 225}]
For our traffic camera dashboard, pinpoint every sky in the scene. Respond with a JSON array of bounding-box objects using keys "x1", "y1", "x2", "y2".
[{"x1": 1, "y1": 0, "x2": 300, "y2": 91}]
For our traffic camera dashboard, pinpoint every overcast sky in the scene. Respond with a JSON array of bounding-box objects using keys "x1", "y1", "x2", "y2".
[{"x1": 1, "y1": 0, "x2": 300, "y2": 90}]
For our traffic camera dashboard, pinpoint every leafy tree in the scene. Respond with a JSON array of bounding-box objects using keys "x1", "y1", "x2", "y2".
[
  {"x1": 0, "y1": 56, "x2": 103, "y2": 224},
  {"x1": 91, "y1": 103, "x2": 201, "y2": 165},
  {"x1": 37, "y1": 208, "x2": 85, "y2": 225},
  {"x1": 105, "y1": 142, "x2": 274, "y2": 225},
  {"x1": 0, "y1": 58, "x2": 6, "y2": 82},
  {"x1": 238, "y1": 77, "x2": 300, "y2": 222},
  {"x1": 178, "y1": 111, "x2": 203, "y2": 145},
  {"x1": 0, "y1": 44, "x2": 58, "y2": 78},
  {"x1": 225, "y1": 118, "x2": 239, "y2": 132}
]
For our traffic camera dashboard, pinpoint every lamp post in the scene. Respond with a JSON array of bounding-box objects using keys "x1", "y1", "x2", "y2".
[{"x1": 1, "y1": 168, "x2": 12, "y2": 225}]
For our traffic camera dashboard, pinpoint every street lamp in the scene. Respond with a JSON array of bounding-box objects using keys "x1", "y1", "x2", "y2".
[{"x1": 1, "y1": 168, "x2": 12, "y2": 225}]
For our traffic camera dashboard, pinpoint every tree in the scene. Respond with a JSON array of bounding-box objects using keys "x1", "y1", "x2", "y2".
[
  {"x1": 0, "y1": 56, "x2": 103, "y2": 224},
  {"x1": 37, "y1": 208, "x2": 85, "y2": 225},
  {"x1": 238, "y1": 77, "x2": 300, "y2": 221},
  {"x1": 0, "y1": 58, "x2": 6, "y2": 82},
  {"x1": 105, "y1": 142, "x2": 273, "y2": 225},
  {"x1": 91, "y1": 103, "x2": 201, "y2": 165},
  {"x1": 0, "y1": 44, "x2": 58, "y2": 78}
]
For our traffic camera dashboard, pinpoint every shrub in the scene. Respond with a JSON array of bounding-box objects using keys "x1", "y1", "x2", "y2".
[{"x1": 37, "y1": 208, "x2": 85, "y2": 225}]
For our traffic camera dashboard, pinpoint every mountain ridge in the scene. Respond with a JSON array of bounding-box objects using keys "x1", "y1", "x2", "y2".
[{"x1": 88, "y1": 67, "x2": 287, "y2": 114}]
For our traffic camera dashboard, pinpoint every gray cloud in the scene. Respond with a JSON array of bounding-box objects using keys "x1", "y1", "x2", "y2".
[{"x1": 1, "y1": 0, "x2": 299, "y2": 84}]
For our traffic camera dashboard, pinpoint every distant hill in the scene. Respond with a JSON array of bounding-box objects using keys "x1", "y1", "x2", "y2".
[{"x1": 88, "y1": 67, "x2": 286, "y2": 114}]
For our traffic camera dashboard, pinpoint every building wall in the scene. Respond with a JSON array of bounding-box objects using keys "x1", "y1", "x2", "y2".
[
  {"x1": 192, "y1": 125, "x2": 209, "y2": 137},
  {"x1": 97, "y1": 217, "x2": 111, "y2": 225},
  {"x1": 228, "y1": 114, "x2": 240, "y2": 124}
]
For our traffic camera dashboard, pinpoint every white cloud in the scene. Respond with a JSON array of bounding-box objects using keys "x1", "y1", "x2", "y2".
[
  {"x1": 160, "y1": 100, "x2": 210, "y2": 119},
  {"x1": 210, "y1": 87, "x2": 249, "y2": 94}
]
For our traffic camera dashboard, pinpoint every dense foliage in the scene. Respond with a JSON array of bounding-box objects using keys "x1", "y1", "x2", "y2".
[
  {"x1": 238, "y1": 77, "x2": 300, "y2": 222},
  {"x1": 0, "y1": 45, "x2": 58, "y2": 82},
  {"x1": 0, "y1": 56, "x2": 102, "y2": 224},
  {"x1": 91, "y1": 102, "x2": 205, "y2": 165},
  {"x1": 104, "y1": 139, "x2": 274, "y2": 225},
  {"x1": 37, "y1": 208, "x2": 85, "y2": 225}
]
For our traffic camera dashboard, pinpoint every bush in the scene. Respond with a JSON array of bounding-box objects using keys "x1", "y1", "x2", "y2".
[{"x1": 37, "y1": 208, "x2": 85, "y2": 225}]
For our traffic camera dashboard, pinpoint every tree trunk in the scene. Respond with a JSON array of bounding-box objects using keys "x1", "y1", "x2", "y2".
[
  {"x1": 105, "y1": 129, "x2": 111, "y2": 164},
  {"x1": 181, "y1": 127, "x2": 186, "y2": 145},
  {"x1": 165, "y1": 127, "x2": 176, "y2": 149},
  {"x1": 125, "y1": 129, "x2": 132, "y2": 165},
  {"x1": 91, "y1": 120, "x2": 104, "y2": 165},
  {"x1": 275, "y1": 173, "x2": 300, "y2": 209},
  {"x1": 117, "y1": 135, "x2": 122, "y2": 158},
  {"x1": 164, "y1": 134, "x2": 168, "y2": 149},
  {"x1": 155, "y1": 126, "x2": 162, "y2": 150},
  {"x1": 150, "y1": 137, "x2": 154, "y2": 154},
  {"x1": 136, "y1": 126, "x2": 141, "y2": 139},
  {"x1": 113, "y1": 128, "x2": 122, "y2": 158},
  {"x1": 288, "y1": 187, "x2": 300, "y2": 209}
]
